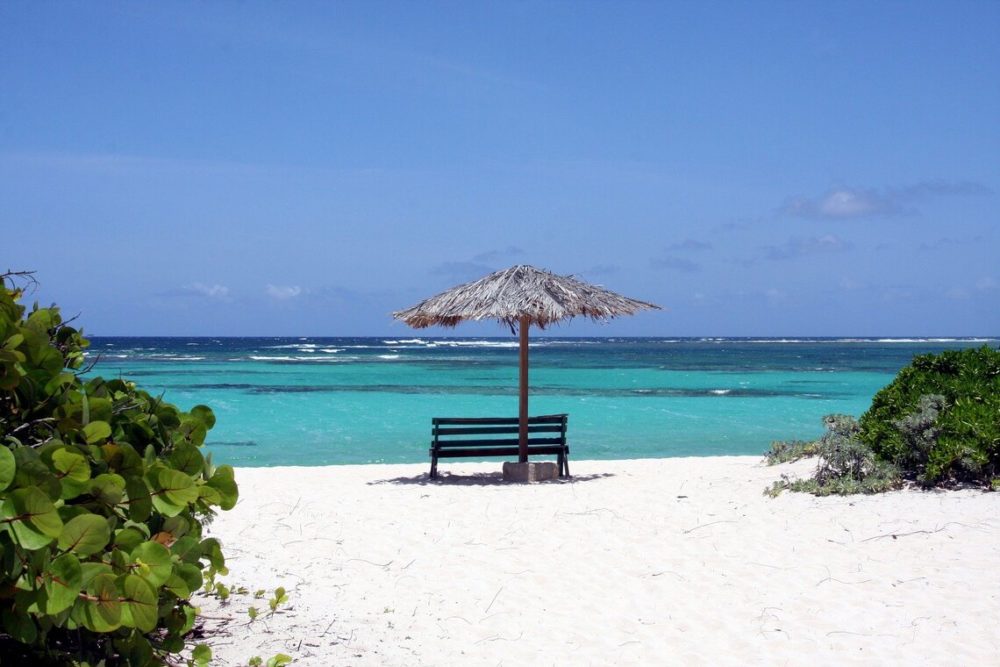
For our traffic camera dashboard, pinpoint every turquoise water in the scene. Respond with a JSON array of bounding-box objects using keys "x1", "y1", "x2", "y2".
[{"x1": 87, "y1": 337, "x2": 997, "y2": 467}]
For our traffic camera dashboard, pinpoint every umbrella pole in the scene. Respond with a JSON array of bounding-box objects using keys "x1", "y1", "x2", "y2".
[{"x1": 518, "y1": 315, "x2": 529, "y2": 463}]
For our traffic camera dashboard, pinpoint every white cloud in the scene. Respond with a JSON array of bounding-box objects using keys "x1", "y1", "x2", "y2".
[
  {"x1": 782, "y1": 188, "x2": 895, "y2": 219},
  {"x1": 650, "y1": 256, "x2": 700, "y2": 272},
  {"x1": 781, "y1": 180, "x2": 992, "y2": 220},
  {"x1": 187, "y1": 283, "x2": 230, "y2": 299},
  {"x1": 762, "y1": 234, "x2": 853, "y2": 261},
  {"x1": 265, "y1": 284, "x2": 302, "y2": 300}
]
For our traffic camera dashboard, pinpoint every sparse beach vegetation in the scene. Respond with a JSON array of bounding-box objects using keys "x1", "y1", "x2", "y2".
[{"x1": 768, "y1": 346, "x2": 1000, "y2": 495}]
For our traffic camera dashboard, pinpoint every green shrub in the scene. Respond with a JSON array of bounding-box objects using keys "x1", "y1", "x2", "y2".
[
  {"x1": 0, "y1": 274, "x2": 238, "y2": 664},
  {"x1": 859, "y1": 346, "x2": 1000, "y2": 486},
  {"x1": 766, "y1": 414, "x2": 901, "y2": 496},
  {"x1": 764, "y1": 439, "x2": 819, "y2": 465}
]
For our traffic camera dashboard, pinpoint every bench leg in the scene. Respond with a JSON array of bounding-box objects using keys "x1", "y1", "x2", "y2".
[
  {"x1": 562, "y1": 450, "x2": 570, "y2": 478},
  {"x1": 430, "y1": 455, "x2": 438, "y2": 479}
]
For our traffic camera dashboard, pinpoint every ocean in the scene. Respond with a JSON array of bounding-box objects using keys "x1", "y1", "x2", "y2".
[{"x1": 85, "y1": 337, "x2": 997, "y2": 467}]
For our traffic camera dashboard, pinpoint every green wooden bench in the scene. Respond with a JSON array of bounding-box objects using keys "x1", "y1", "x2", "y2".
[{"x1": 430, "y1": 414, "x2": 569, "y2": 479}]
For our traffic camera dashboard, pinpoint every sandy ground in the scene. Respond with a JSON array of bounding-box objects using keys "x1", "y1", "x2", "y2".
[{"x1": 194, "y1": 457, "x2": 1000, "y2": 665}]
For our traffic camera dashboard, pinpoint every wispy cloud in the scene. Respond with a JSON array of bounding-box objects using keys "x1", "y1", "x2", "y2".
[
  {"x1": 975, "y1": 277, "x2": 998, "y2": 291},
  {"x1": 650, "y1": 256, "x2": 700, "y2": 272},
  {"x1": 666, "y1": 239, "x2": 713, "y2": 252},
  {"x1": 762, "y1": 234, "x2": 853, "y2": 261},
  {"x1": 919, "y1": 235, "x2": 986, "y2": 251},
  {"x1": 430, "y1": 247, "x2": 527, "y2": 283},
  {"x1": 430, "y1": 261, "x2": 495, "y2": 283},
  {"x1": 265, "y1": 284, "x2": 302, "y2": 300},
  {"x1": 158, "y1": 282, "x2": 232, "y2": 301},
  {"x1": 782, "y1": 188, "x2": 898, "y2": 219},
  {"x1": 650, "y1": 239, "x2": 712, "y2": 273},
  {"x1": 189, "y1": 283, "x2": 230, "y2": 299},
  {"x1": 472, "y1": 246, "x2": 524, "y2": 264},
  {"x1": 580, "y1": 264, "x2": 620, "y2": 278},
  {"x1": 781, "y1": 180, "x2": 992, "y2": 220}
]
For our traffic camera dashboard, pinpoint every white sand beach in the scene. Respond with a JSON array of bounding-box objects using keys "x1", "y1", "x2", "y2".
[{"x1": 196, "y1": 457, "x2": 1000, "y2": 665}]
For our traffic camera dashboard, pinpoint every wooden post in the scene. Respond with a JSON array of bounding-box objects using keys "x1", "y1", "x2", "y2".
[{"x1": 518, "y1": 315, "x2": 529, "y2": 463}]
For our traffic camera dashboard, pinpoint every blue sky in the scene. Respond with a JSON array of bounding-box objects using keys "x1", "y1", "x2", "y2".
[{"x1": 2, "y1": 1, "x2": 997, "y2": 336}]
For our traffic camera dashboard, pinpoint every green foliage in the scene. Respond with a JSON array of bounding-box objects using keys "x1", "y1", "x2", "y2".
[
  {"x1": 249, "y1": 654, "x2": 293, "y2": 667},
  {"x1": 764, "y1": 439, "x2": 819, "y2": 465},
  {"x1": 0, "y1": 275, "x2": 239, "y2": 664},
  {"x1": 268, "y1": 586, "x2": 289, "y2": 614},
  {"x1": 190, "y1": 644, "x2": 212, "y2": 666},
  {"x1": 859, "y1": 346, "x2": 1000, "y2": 486},
  {"x1": 767, "y1": 414, "x2": 901, "y2": 497}
]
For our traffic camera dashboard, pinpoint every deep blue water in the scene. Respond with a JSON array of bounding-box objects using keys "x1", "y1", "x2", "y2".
[{"x1": 85, "y1": 336, "x2": 997, "y2": 467}]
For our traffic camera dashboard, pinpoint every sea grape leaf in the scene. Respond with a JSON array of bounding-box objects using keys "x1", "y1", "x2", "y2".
[
  {"x1": 198, "y1": 485, "x2": 222, "y2": 506},
  {"x1": 80, "y1": 572, "x2": 121, "y2": 632},
  {"x1": 163, "y1": 573, "x2": 190, "y2": 599},
  {"x1": 119, "y1": 574, "x2": 158, "y2": 632},
  {"x1": 42, "y1": 552, "x2": 83, "y2": 615},
  {"x1": 79, "y1": 561, "x2": 114, "y2": 588},
  {"x1": 131, "y1": 540, "x2": 172, "y2": 587},
  {"x1": 90, "y1": 473, "x2": 126, "y2": 506},
  {"x1": 0, "y1": 446, "x2": 15, "y2": 491},
  {"x1": 85, "y1": 396, "x2": 113, "y2": 423},
  {"x1": 58, "y1": 514, "x2": 111, "y2": 557},
  {"x1": 113, "y1": 526, "x2": 146, "y2": 552},
  {"x1": 191, "y1": 644, "x2": 212, "y2": 667},
  {"x1": 173, "y1": 418, "x2": 208, "y2": 447},
  {"x1": 190, "y1": 405, "x2": 216, "y2": 429},
  {"x1": 163, "y1": 515, "x2": 189, "y2": 539},
  {"x1": 117, "y1": 633, "x2": 155, "y2": 666},
  {"x1": 1, "y1": 486, "x2": 63, "y2": 550},
  {"x1": 13, "y1": 447, "x2": 61, "y2": 501},
  {"x1": 174, "y1": 563, "x2": 204, "y2": 595},
  {"x1": 52, "y1": 448, "x2": 91, "y2": 499},
  {"x1": 207, "y1": 465, "x2": 238, "y2": 510},
  {"x1": 149, "y1": 468, "x2": 199, "y2": 516},
  {"x1": 124, "y1": 477, "x2": 152, "y2": 522},
  {"x1": 1, "y1": 606, "x2": 38, "y2": 644},
  {"x1": 169, "y1": 443, "x2": 204, "y2": 476},
  {"x1": 83, "y1": 421, "x2": 112, "y2": 444},
  {"x1": 200, "y1": 538, "x2": 226, "y2": 573},
  {"x1": 170, "y1": 535, "x2": 201, "y2": 563}
]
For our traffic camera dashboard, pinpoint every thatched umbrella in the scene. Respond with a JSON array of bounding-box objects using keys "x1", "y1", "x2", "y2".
[{"x1": 393, "y1": 265, "x2": 661, "y2": 462}]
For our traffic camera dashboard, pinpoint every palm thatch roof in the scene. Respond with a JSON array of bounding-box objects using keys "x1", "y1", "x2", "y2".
[{"x1": 393, "y1": 265, "x2": 661, "y2": 330}]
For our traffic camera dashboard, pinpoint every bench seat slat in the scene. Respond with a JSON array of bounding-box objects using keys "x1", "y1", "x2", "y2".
[
  {"x1": 435, "y1": 446, "x2": 567, "y2": 459},
  {"x1": 433, "y1": 415, "x2": 566, "y2": 426},
  {"x1": 434, "y1": 424, "x2": 564, "y2": 436},
  {"x1": 434, "y1": 437, "x2": 565, "y2": 449}
]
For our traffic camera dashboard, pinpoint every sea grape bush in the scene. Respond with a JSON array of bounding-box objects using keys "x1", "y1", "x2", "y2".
[
  {"x1": 859, "y1": 346, "x2": 1000, "y2": 486},
  {"x1": 0, "y1": 275, "x2": 238, "y2": 664}
]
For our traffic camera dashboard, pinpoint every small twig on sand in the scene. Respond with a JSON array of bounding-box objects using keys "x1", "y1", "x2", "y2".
[
  {"x1": 475, "y1": 632, "x2": 524, "y2": 644},
  {"x1": 826, "y1": 630, "x2": 896, "y2": 638},
  {"x1": 860, "y1": 521, "x2": 982, "y2": 542},
  {"x1": 683, "y1": 520, "x2": 737, "y2": 534},
  {"x1": 484, "y1": 586, "x2": 504, "y2": 614},
  {"x1": 345, "y1": 558, "x2": 394, "y2": 569},
  {"x1": 817, "y1": 575, "x2": 873, "y2": 586}
]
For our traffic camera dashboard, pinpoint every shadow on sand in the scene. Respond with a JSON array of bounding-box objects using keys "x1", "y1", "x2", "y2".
[{"x1": 368, "y1": 471, "x2": 615, "y2": 487}]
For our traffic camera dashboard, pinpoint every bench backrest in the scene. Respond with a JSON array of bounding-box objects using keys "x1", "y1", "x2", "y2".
[{"x1": 432, "y1": 414, "x2": 567, "y2": 450}]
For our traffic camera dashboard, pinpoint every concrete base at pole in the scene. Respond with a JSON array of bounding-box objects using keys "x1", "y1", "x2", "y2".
[{"x1": 502, "y1": 461, "x2": 559, "y2": 483}]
